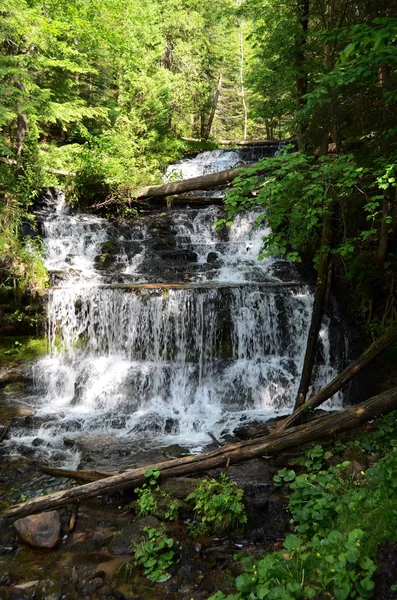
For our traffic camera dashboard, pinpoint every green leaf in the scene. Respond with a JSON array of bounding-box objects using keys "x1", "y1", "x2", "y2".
[{"x1": 333, "y1": 582, "x2": 351, "y2": 600}]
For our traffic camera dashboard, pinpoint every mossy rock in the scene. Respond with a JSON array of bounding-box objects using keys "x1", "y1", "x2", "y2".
[
  {"x1": 3, "y1": 381, "x2": 25, "y2": 393},
  {"x1": 94, "y1": 240, "x2": 120, "y2": 270}
]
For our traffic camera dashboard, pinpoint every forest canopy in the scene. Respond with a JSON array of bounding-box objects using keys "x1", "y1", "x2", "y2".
[{"x1": 0, "y1": 0, "x2": 396, "y2": 329}]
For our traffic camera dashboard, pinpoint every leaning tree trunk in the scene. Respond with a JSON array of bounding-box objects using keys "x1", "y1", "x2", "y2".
[
  {"x1": 5, "y1": 387, "x2": 397, "y2": 519},
  {"x1": 278, "y1": 324, "x2": 397, "y2": 431},
  {"x1": 294, "y1": 205, "x2": 333, "y2": 409}
]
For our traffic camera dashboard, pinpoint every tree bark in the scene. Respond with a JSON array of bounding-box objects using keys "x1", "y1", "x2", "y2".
[
  {"x1": 15, "y1": 113, "x2": 27, "y2": 176},
  {"x1": 294, "y1": 0, "x2": 310, "y2": 149},
  {"x1": 277, "y1": 324, "x2": 397, "y2": 431},
  {"x1": 5, "y1": 386, "x2": 397, "y2": 519},
  {"x1": 204, "y1": 73, "x2": 223, "y2": 140},
  {"x1": 41, "y1": 467, "x2": 115, "y2": 483},
  {"x1": 294, "y1": 207, "x2": 333, "y2": 409},
  {"x1": 126, "y1": 162, "x2": 265, "y2": 202}
]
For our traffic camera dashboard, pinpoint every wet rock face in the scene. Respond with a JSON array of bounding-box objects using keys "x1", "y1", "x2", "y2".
[{"x1": 13, "y1": 511, "x2": 61, "y2": 549}]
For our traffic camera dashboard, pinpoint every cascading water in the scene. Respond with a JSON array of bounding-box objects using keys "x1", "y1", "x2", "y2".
[{"x1": 8, "y1": 149, "x2": 343, "y2": 469}]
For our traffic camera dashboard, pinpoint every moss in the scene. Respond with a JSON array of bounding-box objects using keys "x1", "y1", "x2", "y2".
[
  {"x1": 0, "y1": 336, "x2": 47, "y2": 365},
  {"x1": 3, "y1": 381, "x2": 26, "y2": 393},
  {"x1": 95, "y1": 239, "x2": 120, "y2": 270}
]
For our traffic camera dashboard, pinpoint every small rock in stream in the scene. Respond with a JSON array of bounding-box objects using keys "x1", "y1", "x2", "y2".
[
  {"x1": 13, "y1": 510, "x2": 61, "y2": 549},
  {"x1": 163, "y1": 444, "x2": 189, "y2": 459},
  {"x1": 79, "y1": 577, "x2": 104, "y2": 595}
]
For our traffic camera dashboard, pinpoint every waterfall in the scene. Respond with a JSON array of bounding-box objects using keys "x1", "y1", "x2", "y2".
[{"x1": 10, "y1": 149, "x2": 343, "y2": 469}]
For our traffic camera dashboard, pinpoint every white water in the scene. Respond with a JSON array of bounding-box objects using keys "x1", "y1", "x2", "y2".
[{"x1": 9, "y1": 150, "x2": 343, "y2": 468}]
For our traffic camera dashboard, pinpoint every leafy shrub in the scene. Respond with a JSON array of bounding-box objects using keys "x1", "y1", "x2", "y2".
[
  {"x1": 134, "y1": 468, "x2": 179, "y2": 521},
  {"x1": 187, "y1": 473, "x2": 247, "y2": 535},
  {"x1": 211, "y1": 421, "x2": 397, "y2": 599},
  {"x1": 131, "y1": 526, "x2": 180, "y2": 582},
  {"x1": 209, "y1": 529, "x2": 376, "y2": 600}
]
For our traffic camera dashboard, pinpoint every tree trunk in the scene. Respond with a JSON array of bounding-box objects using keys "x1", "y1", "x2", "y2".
[
  {"x1": 377, "y1": 184, "x2": 394, "y2": 266},
  {"x1": 277, "y1": 324, "x2": 397, "y2": 431},
  {"x1": 376, "y1": 61, "x2": 393, "y2": 267},
  {"x1": 15, "y1": 113, "x2": 27, "y2": 176},
  {"x1": 5, "y1": 386, "x2": 397, "y2": 519},
  {"x1": 295, "y1": 0, "x2": 310, "y2": 149},
  {"x1": 294, "y1": 207, "x2": 333, "y2": 409},
  {"x1": 204, "y1": 73, "x2": 222, "y2": 140}
]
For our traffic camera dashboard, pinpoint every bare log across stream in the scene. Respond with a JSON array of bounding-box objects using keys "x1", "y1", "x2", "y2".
[
  {"x1": 131, "y1": 165, "x2": 249, "y2": 200},
  {"x1": 4, "y1": 386, "x2": 397, "y2": 519},
  {"x1": 91, "y1": 163, "x2": 264, "y2": 209}
]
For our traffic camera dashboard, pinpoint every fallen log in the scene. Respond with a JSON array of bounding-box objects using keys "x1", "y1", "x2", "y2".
[
  {"x1": 179, "y1": 137, "x2": 280, "y2": 147},
  {"x1": 276, "y1": 325, "x2": 397, "y2": 432},
  {"x1": 218, "y1": 139, "x2": 281, "y2": 147},
  {"x1": 4, "y1": 386, "x2": 397, "y2": 519},
  {"x1": 42, "y1": 467, "x2": 115, "y2": 483},
  {"x1": 132, "y1": 165, "x2": 250, "y2": 201},
  {"x1": 51, "y1": 281, "x2": 305, "y2": 292},
  {"x1": 166, "y1": 195, "x2": 224, "y2": 205}
]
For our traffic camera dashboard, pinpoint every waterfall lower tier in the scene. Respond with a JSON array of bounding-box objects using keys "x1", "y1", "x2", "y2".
[{"x1": 7, "y1": 149, "x2": 344, "y2": 469}]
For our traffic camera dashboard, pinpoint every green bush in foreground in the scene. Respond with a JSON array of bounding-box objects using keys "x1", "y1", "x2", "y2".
[
  {"x1": 187, "y1": 473, "x2": 247, "y2": 536},
  {"x1": 210, "y1": 529, "x2": 375, "y2": 600},
  {"x1": 132, "y1": 526, "x2": 180, "y2": 583}
]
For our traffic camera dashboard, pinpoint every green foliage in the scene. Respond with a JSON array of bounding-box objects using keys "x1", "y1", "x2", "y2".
[
  {"x1": 221, "y1": 151, "x2": 367, "y2": 265},
  {"x1": 210, "y1": 529, "x2": 376, "y2": 600},
  {"x1": 133, "y1": 468, "x2": 179, "y2": 521},
  {"x1": 0, "y1": 336, "x2": 47, "y2": 365},
  {"x1": 131, "y1": 526, "x2": 180, "y2": 582},
  {"x1": 211, "y1": 417, "x2": 397, "y2": 599},
  {"x1": 187, "y1": 473, "x2": 247, "y2": 535},
  {"x1": 273, "y1": 468, "x2": 296, "y2": 487},
  {"x1": 287, "y1": 462, "x2": 353, "y2": 539},
  {"x1": 0, "y1": 132, "x2": 49, "y2": 296},
  {"x1": 0, "y1": 0, "x2": 244, "y2": 199},
  {"x1": 291, "y1": 444, "x2": 333, "y2": 473}
]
